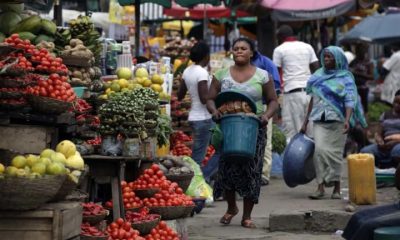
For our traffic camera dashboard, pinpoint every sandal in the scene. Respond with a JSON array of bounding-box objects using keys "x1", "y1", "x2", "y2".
[
  {"x1": 219, "y1": 208, "x2": 239, "y2": 225},
  {"x1": 241, "y1": 219, "x2": 256, "y2": 229},
  {"x1": 308, "y1": 190, "x2": 325, "y2": 200}
]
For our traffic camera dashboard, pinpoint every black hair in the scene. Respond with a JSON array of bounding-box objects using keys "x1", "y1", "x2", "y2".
[
  {"x1": 395, "y1": 89, "x2": 400, "y2": 97},
  {"x1": 232, "y1": 37, "x2": 256, "y2": 53},
  {"x1": 277, "y1": 25, "x2": 294, "y2": 38},
  {"x1": 189, "y1": 41, "x2": 210, "y2": 63}
]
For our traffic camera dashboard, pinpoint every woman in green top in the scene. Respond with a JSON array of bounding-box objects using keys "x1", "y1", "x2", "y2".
[{"x1": 207, "y1": 37, "x2": 278, "y2": 228}]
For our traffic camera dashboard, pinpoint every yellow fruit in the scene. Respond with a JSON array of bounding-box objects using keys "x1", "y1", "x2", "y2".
[
  {"x1": 66, "y1": 152, "x2": 84, "y2": 170},
  {"x1": 40, "y1": 149, "x2": 55, "y2": 159},
  {"x1": 99, "y1": 94, "x2": 108, "y2": 100},
  {"x1": 135, "y1": 68, "x2": 149, "y2": 78},
  {"x1": 5, "y1": 166, "x2": 18, "y2": 176},
  {"x1": 110, "y1": 83, "x2": 121, "y2": 92},
  {"x1": 118, "y1": 78, "x2": 129, "y2": 88},
  {"x1": 46, "y1": 162, "x2": 66, "y2": 175},
  {"x1": 26, "y1": 154, "x2": 39, "y2": 167},
  {"x1": 117, "y1": 67, "x2": 132, "y2": 80},
  {"x1": 50, "y1": 152, "x2": 67, "y2": 165},
  {"x1": 143, "y1": 79, "x2": 152, "y2": 87},
  {"x1": 151, "y1": 74, "x2": 164, "y2": 84},
  {"x1": 56, "y1": 140, "x2": 76, "y2": 158},
  {"x1": 16, "y1": 169, "x2": 27, "y2": 177},
  {"x1": 107, "y1": 90, "x2": 115, "y2": 96},
  {"x1": 173, "y1": 59, "x2": 182, "y2": 72},
  {"x1": 11, "y1": 155, "x2": 27, "y2": 169},
  {"x1": 31, "y1": 162, "x2": 46, "y2": 175},
  {"x1": 137, "y1": 77, "x2": 145, "y2": 85},
  {"x1": 105, "y1": 88, "x2": 112, "y2": 94},
  {"x1": 150, "y1": 84, "x2": 163, "y2": 93},
  {"x1": 39, "y1": 157, "x2": 51, "y2": 166},
  {"x1": 0, "y1": 163, "x2": 4, "y2": 174}
]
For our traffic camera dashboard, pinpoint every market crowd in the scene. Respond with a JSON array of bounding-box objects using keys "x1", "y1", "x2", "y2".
[{"x1": 178, "y1": 24, "x2": 400, "y2": 235}]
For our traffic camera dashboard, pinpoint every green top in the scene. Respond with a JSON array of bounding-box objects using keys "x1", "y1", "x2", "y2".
[{"x1": 214, "y1": 67, "x2": 270, "y2": 115}]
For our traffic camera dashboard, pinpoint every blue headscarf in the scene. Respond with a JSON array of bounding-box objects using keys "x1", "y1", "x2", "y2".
[{"x1": 306, "y1": 46, "x2": 367, "y2": 128}]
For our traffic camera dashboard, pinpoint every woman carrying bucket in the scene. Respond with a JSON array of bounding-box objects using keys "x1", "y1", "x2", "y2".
[
  {"x1": 300, "y1": 46, "x2": 367, "y2": 200},
  {"x1": 207, "y1": 37, "x2": 278, "y2": 228}
]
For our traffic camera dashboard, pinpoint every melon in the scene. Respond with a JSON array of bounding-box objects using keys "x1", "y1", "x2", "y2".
[{"x1": 0, "y1": 12, "x2": 22, "y2": 35}]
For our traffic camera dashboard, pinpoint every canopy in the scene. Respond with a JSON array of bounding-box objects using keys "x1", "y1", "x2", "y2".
[
  {"x1": 163, "y1": 2, "x2": 250, "y2": 19},
  {"x1": 340, "y1": 12, "x2": 400, "y2": 45},
  {"x1": 259, "y1": 0, "x2": 356, "y2": 21}
]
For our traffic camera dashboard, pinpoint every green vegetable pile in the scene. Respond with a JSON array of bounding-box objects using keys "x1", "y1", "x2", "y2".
[
  {"x1": 367, "y1": 102, "x2": 391, "y2": 122},
  {"x1": 98, "y1": 88, "x2": 160, "y2": 138},
  {"x1": 272, "y1": 124, "x2": 286, "y2": 154}
]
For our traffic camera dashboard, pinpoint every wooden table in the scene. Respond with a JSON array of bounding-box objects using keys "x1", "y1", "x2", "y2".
[{"x1": 82, "y1": 155, "x2": 143, "y2": 220}]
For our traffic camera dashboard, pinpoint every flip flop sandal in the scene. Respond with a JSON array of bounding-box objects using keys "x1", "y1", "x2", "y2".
[
  {"x1": 219, "y1": 208, "x2": 239, "y2": 225},
  {"x1": 308, "y1": 191, "x2": 325, "y2": 200},
  {"x1": 241, "y1": 219, "x2": 256, "y2": 229},
  {"x1": 331, "y1": 192, "x2": 342, "y2": 199}
]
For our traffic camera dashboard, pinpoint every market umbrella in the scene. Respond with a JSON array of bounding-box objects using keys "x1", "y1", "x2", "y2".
[
  {"x1": 163, "y1": 1, "x2": 250, "y2": 19},
  {"x1": 340, "y1": 12, "x2": 400, "y2": 45},
  {"x1": 259, "y1": 0, "x2": 356, "y2": 21}
]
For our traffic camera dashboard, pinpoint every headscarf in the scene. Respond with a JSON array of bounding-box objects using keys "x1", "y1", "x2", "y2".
[{"x1": 306, "y1": 46, "x2": 367, "y2": 128}]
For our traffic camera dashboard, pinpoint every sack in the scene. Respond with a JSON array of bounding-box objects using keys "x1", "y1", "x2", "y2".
[{"x1": 210, "y1": 124, "x2": 223, "y2": 151}]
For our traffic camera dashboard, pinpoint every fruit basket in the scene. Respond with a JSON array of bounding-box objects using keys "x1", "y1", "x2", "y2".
[
  {"x1": 28, "y1": 95, "x2": 72, "y2": 114},
  {"x1": 0, "y1": 91, "x2": 24, "y2": 99},
  {"x1": 149, "y1": 206, "x2": 194, "y2": 220},
  {"x1": 134, "y1": 188, "x2": 160, "y2": 199},
  {"x1": 80, "y1": 235, "x2": 108, "y2": 240},
  {"x1": 60, "y1": 55, "x2": 93, "y2": 67},
  {"x1": 165, "y1": 173, "x2": 194, "y2": 192},
  {"x1": 51, "y1": 165, "x2": 88, "y2": 202},
  {"x1": 0, "y1": 174, "x2": 66, "y2": 210},
  {"x1": 131, "y1": 215, "x2": 161, "y2": 235},
  {"x1": 83, "y1": 211, "x2": 108, "y2": 225}
]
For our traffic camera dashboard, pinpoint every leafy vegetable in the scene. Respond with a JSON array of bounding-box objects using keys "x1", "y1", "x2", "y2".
[
  {"x1": 156, "y1": 114, "x2": 173, "y2": 147},
  {"x1": 367, "y1": 102, "x2": 390, "y2": 122},
  {"x1": 272, "y1": 124, "x2": 286, "y2": 154}
]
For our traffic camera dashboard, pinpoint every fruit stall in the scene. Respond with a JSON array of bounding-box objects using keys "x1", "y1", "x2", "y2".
[{"x1": 0, "y1": 3, "x2": 207, "y2": 239}]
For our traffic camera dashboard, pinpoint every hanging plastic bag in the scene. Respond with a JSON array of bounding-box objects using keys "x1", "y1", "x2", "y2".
[{"x1": 210, "y1": 124, "x2": 223, "y2": 151}]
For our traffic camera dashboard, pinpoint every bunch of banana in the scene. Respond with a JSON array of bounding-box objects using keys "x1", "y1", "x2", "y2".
[
  {"x1": 54, "y1": 28, "x2": 71, "y2": 54},
  {"x1": 68, "y1": 15, "x2": 94, "y2": 37}
]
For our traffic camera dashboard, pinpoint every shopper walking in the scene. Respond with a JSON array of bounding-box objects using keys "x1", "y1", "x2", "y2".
[
  {"x1": 381, "y1": 43, "x2": 400, "y2": 104},
  {"x1": 300, "y1": 46, "x2": 367, "y2": 200},
  {"x1": 252, "y1": 50, "x2": 281, "y2": 185},
  {"x1": 207, "y1": 37, "x2": 278, "y2": 228},
  {"x1": 273, "y1": 25, "x2": 319, "y2": 140},
  {"x1": 177, "y1": 41, "x2": 213, "y2": 166}
]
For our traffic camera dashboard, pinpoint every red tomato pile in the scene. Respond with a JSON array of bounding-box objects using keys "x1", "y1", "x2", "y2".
[
  {"x1": 82, "y1": 202, "x2": 106, "y2": 216},
  {"x1": 0, "y1": 87, "x2": 26, "y2": 94},
  {"x1": 7, "y1": 53, "x2": 34, "y2": 72},
  {"x1": 171, "y1": 142, "x2": 192, "y2": 157},
  {"x1": 86, "y1": 136, "x2": 102, "y2": 146},
  {"x1": 202, "y1": 145, "x2": 216, "y2": 166},
  {"x1": 27, "y1": 73, "x2": 76, "y2": 102},
  {"x1": 71, "y1": 98, "x2": 92, "y2": 113},
  {"x1": 105, "y1": 181, "x2": 143, "y2": 210},
  {"x1": 131, "y1": 164, "x2": 165, "y2": 190},
  {"x1": 106, "y1": 218, "x2": 144, "y2": 240},
  {"x1": 0, "y1": 98, "x2": 26, "y2": 106},
  {"x1": 171, "y1": 131, "x2": 192, "y2": 143},
  {"x1": 125, "y1": 207, "x2": 159, "y2": 223},
  {"x1": 81, "y1": 223, "x2": 108, "y2": 238},
  {"x1": 144, "y1": 221, "x2": 179, "y2": 240},
  {"x1": 4, "y1": 34, "x2": 35, "y2": 52}
]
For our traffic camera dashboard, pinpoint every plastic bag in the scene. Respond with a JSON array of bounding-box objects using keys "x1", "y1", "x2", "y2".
[
  {"x1": 210, "y1": 124, "x2": 223, "y2": 151},
  {"x1": 181, "y1": 156, "x2": 214, "y2": 204},
  {"x1": 101, "y1": 135, "x2": 123, "y2": 156}
]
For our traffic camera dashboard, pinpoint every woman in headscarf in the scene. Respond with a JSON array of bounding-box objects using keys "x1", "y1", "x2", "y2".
[{"x1": 300, "y1": 46, "x2": 367, "y2": 200}]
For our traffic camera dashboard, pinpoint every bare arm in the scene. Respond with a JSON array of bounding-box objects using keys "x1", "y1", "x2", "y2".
[
  {"x1": 343, "y1": 107, "x2": 353, "y2": 134},
  {"x1": 177, "y1": 79, "x2": 187, "y2": 101},
  {"x1": 206, "y1": 77, "x2": 221, "y2": 118},
  {"x1": 197, "y1": 81, "x2": 208, "y2": 104},
  {"x1": 260, "y1": 80, "x2": 278, "y2": 126},
  {"x1": 309, "y1": 61, "x2": 320, "y2": 74},
  {"x1": 300, "y1": 97, "x2": 313, "y2": 133}
]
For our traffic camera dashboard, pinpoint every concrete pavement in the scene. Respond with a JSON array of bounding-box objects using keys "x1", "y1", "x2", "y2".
[{"x1": 186, "y1": 159, "x2": 399, "y2": 239}]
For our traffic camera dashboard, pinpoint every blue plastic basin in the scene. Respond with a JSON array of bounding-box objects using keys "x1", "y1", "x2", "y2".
[
  {"x1": 220, "y1": 114, "x2": 260, "y2": 160},
  {"x1": 374, "y1": 227, "x2": 400, "y2": 240},
  {"x1": 282, "y1": 133, "x2": 316, "y2": 188},
  {"x1": 73, "y1": 87, "x2": 87, "y2": 98}
]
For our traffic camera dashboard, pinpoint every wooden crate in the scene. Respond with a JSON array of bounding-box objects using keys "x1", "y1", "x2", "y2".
[
  {"x1": 0, "y1": 124, "x2": 56, "y2": 154},
  {"x1": 0, "y1": 202, "x2": 82, "y2": 240}
]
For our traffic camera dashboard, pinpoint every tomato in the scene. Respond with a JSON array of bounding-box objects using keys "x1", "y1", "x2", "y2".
[
  {"x1": 123, "y1": 222, "x2": 131, "y2": 231},
  {"x1": 116, "y1": 218, "x2": 124, "y2": 226},
  {"x1": 39, "y1": 87, "x2": 47, "y2": 97}
]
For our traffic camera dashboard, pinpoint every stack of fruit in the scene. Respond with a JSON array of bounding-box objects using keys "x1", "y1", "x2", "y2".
[
  {"x1": 202, "y1": 145, "x2": 216, "y2": 166},
  {"x1": 80, "y1": 223, "x2": 108, "y2": 239},
  {"x1": 105, "y1": 181, "x2": 143, "y2": 210},
  {"x1": 143, "y1": 221, "x2": 179, "y2": 240},
  {"x1": 0, "y1": 3, "x2": 57, "y2": 45},
  {"x1": 159, "y1": 37, "x2": 196, "y2": 60},
  {"x1": 0, "y1": 140, "x2": 84, "y2": 183},
  {"x1": 26, "y1": 73, "x2": 76, "y2": 102},
  {"x1": 106, "y1": 218, "x2": 144, "y2": 240},
  {"x1": 170, "y1": 95, "x2": 190, "y2": 128}
]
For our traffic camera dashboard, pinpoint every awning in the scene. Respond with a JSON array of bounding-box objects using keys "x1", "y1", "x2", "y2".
[{"x1": 259, "y1": 0, "x2": 356, "y2": 21}]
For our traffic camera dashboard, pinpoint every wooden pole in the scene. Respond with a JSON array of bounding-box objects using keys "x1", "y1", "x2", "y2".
[
  {"x1": 135, "y1": 0, "x2": 141, "y2": 56},
  {"x1": 54, "y1": 0, "x2": 62, "y2": 26}
]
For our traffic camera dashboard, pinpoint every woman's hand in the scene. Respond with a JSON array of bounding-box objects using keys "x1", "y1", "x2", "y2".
[
  {"x1": 260, "y1": 114, "x2": 269, "y2": 127},
  {"x1": 343, "y1": 121, "x2": 350, "y2": 134},
  {"x1": 211, "y1": 110, "x2": 222, "y2": 121},
  {"x1": 384, "y1": 134, "x2": 400, "y2": 142},
  {"x1": 375, "y1": 133, "x2": 385, "y2": 146}
]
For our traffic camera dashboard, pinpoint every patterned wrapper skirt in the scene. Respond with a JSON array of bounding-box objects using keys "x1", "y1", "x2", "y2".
[{"x1": 213, "y1": 127, "x2": 267, "y2": 203}]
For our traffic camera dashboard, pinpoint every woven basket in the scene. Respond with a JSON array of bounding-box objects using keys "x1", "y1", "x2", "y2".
[
  {"x1": 149, "y1": 206, "x2": 194, "y2": 220},
  {"x1": 0, "y1": 91, "x2": 24, "y2": 99},
  {"x1": 0, "y1": 78, "x2": 27, "y2": 88},
  {"x1": 60, "y1": 55, "x2": 93, "y2": 67},
  {"x1": 51, "y1": 176, "x2": 78, "y2": 202},
  {"x1": 80, "y1": 234, "x2": 108, "y2": 240},
  {"x1": 28, "y1": 95, "x2": 72, "y2": 114},
  {"x1": 83, "y1": 211, "x2": 108, "y2": 225},
  {"x1": 0, "y1": 102, "x2": 28, "y2": 111},
  {"x1": 131, "y1": 215, "x2": 160, "y2": 235},
  {"x1": 134, "y1": 188, "x2": 160, "y2": 199},
  {"x1": 0, "y1": 175, "x2": 66, "y2": 210},
  {"x1": 165, "y1": 173, "x2": 194, "y2": 192}
]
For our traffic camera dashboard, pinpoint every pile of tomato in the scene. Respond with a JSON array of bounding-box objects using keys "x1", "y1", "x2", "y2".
[
  {"x1": 131, "y1": 164, "x2": 165, "y2": 190},
  {"x1": 202, "y1": 145, "x2": 216, "y2": 166},
  {"x1": 171, "y1": 131, "x2": 192, "y2": 143},
  {"x1": 106, "y1": 218, "x2": 144, "y2": 240},
  {"x1": 171, "y1": 141, "x2": 192, "y2": 157},
  {"x1": 81, "y1": 223, "x2": 108, "y2": 238},
  {"x1": 143, "y1": 221, "x2": 179, "y2": 240},
  {"x1": 105, "y1": 181, "x2": 143, "y2": 210},
  {"x1": 27, "y1": 73, "x2": 76, "y2": 102}
]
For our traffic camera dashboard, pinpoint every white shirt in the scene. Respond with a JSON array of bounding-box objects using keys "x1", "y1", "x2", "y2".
[
  {"x1": 273, "y1": 41, "x2": 318, "y2": 92},
  {"x1": 182, "y1": 65, "x2": 212, "y2": 121},
  {"x1": 382, "y1": 50, "x2": 400, "y2": 103}
]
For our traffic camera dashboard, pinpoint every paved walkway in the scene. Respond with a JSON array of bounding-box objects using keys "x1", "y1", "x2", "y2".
[{"x1": 186, "y1": 159, "x2": 398, "y2": 239}]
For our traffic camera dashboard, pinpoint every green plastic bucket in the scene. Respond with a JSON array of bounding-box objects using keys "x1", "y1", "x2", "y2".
[
  {"x1": 220, "y1": 114, "x2": 260, "y2": 160},
  {"x1": 374, "y1": 227, "x2": 400, "y2": 240}
]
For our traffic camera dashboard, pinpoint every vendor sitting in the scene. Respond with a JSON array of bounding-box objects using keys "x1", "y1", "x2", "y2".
[{"x1": 360, "y1": 90, "x2": 400, "y2": 168}]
